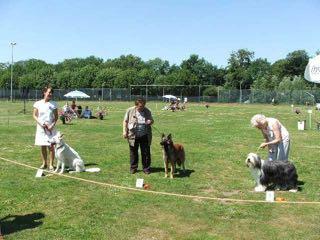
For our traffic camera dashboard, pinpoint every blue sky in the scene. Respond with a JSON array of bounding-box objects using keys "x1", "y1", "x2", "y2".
[{"x1": 0, "y1": 0, "x2": 319, "y2": 67}]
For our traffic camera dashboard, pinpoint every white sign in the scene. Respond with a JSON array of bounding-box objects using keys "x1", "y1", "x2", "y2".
[
  {"x1": 307, "y1": 109, "x2": 312, "y2": 114},
  {"x1": 298, "y1": 121, "x2": 306, "y2": 131},
  {"x1": 266, "y1": 191, "x2": 275, "y2": 202},
  {"x1": 304, "y1": 55, "x2": 320, "y2": 83},
  {"x1": 136, "y1": 178, "x2": 144, "y2": 188},
  {"x1": 35, "y1": 169, "x2": 44, "y2": 178}
]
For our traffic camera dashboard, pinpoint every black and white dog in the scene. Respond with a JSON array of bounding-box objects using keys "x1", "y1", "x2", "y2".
[{"x1": 245, "y1": 153, "x2": 298, "y2": 192}]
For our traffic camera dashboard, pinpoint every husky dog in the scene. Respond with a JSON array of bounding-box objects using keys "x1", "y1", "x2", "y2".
[
  {"x1": 245, "y1": 153, "x2": 298, "y2": 192},
  {"x1": 160, "y1": 133, "x2": 186, "y2": 178},
  {"x1": 49, "y1": 132, "x2": 85, "y2": 174}
]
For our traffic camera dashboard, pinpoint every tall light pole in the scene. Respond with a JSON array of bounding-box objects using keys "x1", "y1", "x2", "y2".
[{"x1": 10, "y1": 42, "x2": 17, "y2": 102}]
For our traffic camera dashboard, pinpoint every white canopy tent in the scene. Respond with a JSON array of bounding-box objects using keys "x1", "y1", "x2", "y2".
[
  {"x1": 162, "y1": 94, "x2": 177, "y2": 100},
  {"x1": 304, "y1": 54, "x2": 320, "y2": 83},
  {"x1": 64, "y1": 90, "x2": 90, "y2": 99}
]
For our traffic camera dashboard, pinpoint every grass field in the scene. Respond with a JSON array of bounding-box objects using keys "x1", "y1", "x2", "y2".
[{"x1": 1, "y1": 100, "x2": 320, "y2": 240}]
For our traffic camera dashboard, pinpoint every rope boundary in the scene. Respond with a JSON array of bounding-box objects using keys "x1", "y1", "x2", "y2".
[{"x1": 1, "y1": 156, "x2": 319, "y2": 205}]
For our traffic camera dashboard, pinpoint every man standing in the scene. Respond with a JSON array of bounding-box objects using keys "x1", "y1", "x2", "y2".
[{"x1": 123, "y1": 98, "x2": 154, "y2": 174}]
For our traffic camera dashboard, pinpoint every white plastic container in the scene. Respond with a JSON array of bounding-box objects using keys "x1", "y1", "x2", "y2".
[
  {"x1": 266, "y1": 191, "x2": 275, "y2": 202},
  {"x1": 298, "y1": 120, "x2": 306, "y2": 130}
]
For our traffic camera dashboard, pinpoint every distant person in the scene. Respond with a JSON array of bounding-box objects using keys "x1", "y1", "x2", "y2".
[
  {"x1": 32, "y1": 86, "x2": 58, "y2": 170},
  {"x1": 81, "y1": 106, "x2": 96, "y2": 119},
  {"x1": 71, "y1": 100, "x2": 77, "y2": 110},
  {"x1": 77, "y1": 105, "x2": 82, "y2": 116},
  {"x1": 251, "y1": 114, "x2": 290, "y2": 161},
  {"x1": 123, "y1": 98, "x2": 154, "y2": 174}
]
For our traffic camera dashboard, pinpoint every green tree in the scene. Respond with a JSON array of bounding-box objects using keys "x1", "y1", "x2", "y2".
[
  {"x1": 146, "y1": 58, "x2": 170, "y2": 75},
  {"x1": 104, "y1": 55, "x2": 145, "y2": 71},
  {"x1": 92, "y1": 67, "x2": 120, "y2": 88},
  {"x1": 284, "y1": 50, "x2": 309, "y2": 77},
  {"x1": 113, "y1": 69, "x2": 139, "y2": 88},
  {"x1": 180, "y1": 54, "x2": 216, "y2": 85},
  {"x1": 224, "y1": 49, "x2": 254, "y2": 89},
  {"x1": 271, "y1": 59, "x2": 287, "y2": 79}
]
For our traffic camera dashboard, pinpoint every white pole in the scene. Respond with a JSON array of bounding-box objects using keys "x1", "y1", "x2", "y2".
[{"x1": 10, "y1": 42, "x2": 16, "y2": 102}]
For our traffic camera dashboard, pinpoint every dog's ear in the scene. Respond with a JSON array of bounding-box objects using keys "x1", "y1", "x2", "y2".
[
  {"x1": 168, "y1": 134, "x2": 172, "y2": 139},
  {"x1": 161, "y1": 133, "x2": 165, "y2": 138},
  {"x1": 59, "y1": 133, "x2": 64, "y2": 139}
]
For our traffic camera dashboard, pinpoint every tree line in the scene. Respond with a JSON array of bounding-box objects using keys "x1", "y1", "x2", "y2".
[{"x1": 0, "y1": 49, "x2": 319, "y2": 95}]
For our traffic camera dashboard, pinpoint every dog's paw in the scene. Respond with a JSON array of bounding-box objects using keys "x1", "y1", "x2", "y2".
[
  {"x1": 289, "y1": 189, "x2": 298, "y2": 193},
  {"x1": 164, "y1": 174, "x2": 168, "y2": 178},
  {"x1": 254, "y1": 185, "x2": 266, "y2": 192},
  {"x1": 170, "y1": 174, "x2": 174, "y2": 179}
]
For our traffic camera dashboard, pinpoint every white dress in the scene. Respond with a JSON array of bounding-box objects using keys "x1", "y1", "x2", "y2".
[{"x1": 34, "y1": 99, "x2": 58, "y2": 146}]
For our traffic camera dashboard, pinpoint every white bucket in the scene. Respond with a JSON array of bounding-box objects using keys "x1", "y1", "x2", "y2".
[
  {"x1": 266, "y1": 191, "x2": 275, "y2": 202},
  {"x1": 298, "y1": 120, "x2": 306, "y2": 130}
]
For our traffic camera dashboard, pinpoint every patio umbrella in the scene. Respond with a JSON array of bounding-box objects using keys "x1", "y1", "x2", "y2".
[
  {"x1": 64, "y1": 90, "x2": 90, "y2": 99},
  {"x1": 162, "y1": 94, "x2": 177, "y2": 100},
  {"x1": 304, "y1": 54, "x2": 320, "y2": 83}
]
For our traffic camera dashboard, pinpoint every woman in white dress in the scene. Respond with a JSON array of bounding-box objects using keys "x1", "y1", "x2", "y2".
[
  {"x1": 32, "y1": 87, "x2": 58, "y2": 170},
  {"x1": 251, "y1": 114, "x2": 290, "y2": 161}
]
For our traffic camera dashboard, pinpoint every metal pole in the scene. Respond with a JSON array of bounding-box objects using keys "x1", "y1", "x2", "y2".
[
  {"x1": 10, "y1": 42, "x2": 16, "y2": 102},
  {"x1": 101, "y1": 85, "x2": 103, "y2": 101},
  {"x1": 146, "y1": 84, "x2": 148, "y2": 101},
  {"x1": 239, "y1": 81, "x2": 242, "y2": 103}
]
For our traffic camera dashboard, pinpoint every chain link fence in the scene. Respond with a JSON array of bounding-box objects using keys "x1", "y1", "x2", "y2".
[{"x1": 1, "y1": 88, "x2": 320, "y2": 104}]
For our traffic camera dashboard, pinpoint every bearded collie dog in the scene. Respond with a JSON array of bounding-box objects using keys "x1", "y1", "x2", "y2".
[{"x1": 245, "y1": 153, "x2": 298, "y2": 192}]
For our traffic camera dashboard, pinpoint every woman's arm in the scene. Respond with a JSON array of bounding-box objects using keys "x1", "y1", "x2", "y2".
[
  {"x1": 48, "y1": 109, "x2": 58, "y2": 130},
  {"x1": 33, "y1": 108, "x2": 42, "y2": 126},
  {"x1": 260, "y1": 121, "x2": 282, "y2": 148}
]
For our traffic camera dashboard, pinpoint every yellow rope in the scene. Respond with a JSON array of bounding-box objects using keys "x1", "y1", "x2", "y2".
[{"x1": 1, "y1": 156, "x2": 319, "y2": 205}]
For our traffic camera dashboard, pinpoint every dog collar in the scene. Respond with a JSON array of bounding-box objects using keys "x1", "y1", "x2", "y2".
[{"x1": 55, "y1": 144, "x2": 64, "y2": 150}]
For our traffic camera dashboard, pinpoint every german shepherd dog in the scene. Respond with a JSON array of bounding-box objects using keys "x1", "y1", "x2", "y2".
[{"x1": 160, "y1": 133, "x2": 186, "y2": 178}]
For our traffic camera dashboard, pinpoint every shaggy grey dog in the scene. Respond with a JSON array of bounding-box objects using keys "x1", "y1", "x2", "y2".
[{"x1": 246, "y1": 153, "x2": 298, "y2": 192}]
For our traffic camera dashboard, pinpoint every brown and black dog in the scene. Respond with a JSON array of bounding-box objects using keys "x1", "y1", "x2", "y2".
[{"x1": 160, "y1": 133, "x2": 186, "y2": 178}]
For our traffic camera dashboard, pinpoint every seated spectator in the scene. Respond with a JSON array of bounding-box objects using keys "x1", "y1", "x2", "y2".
[
  {"x1": 81, "y1": 106, "x2": 96, "y2": 119},
  {"x1": 96, "y1": 107, "x2": 107, "y2": 120},
  {"x1": 63, "y1": 102, "x2": 70, "y2": 113},
  {"x1": 71, "y1": 100, "x2": 77, "y2": 110},
  {"x1": 174, "y1": 98, "x2": 181, "y2": 110},
  {"x1": 77, "y1": 105, "x2": 82, "y2": 116}
]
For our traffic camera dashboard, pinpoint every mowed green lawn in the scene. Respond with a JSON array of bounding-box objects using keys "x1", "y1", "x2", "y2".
[{"x1": 0, "y1": 100, "x2": 319, "y2": 240}]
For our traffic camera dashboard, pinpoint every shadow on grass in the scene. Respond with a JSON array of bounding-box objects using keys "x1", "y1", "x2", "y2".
[
  {"x1": 265, "y1": 180, "x2": 305, "y2": 192},
  {"x1": 150, "y1": 167, "x2": 195, "y2": 178},
  {"x1": 84, "y1": 163, "x2": 99, "y2": 167},
  {"x1": 0, "y1": 212, "x2": 44, "y2": 236}
]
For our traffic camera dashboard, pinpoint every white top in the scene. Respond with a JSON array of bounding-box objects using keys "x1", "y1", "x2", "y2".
[
  {"x1": 33, "y1": 99, "x2": 58, "y2": 125},
  {"x1": 264, "y1": 117, "x2": 289, "y2": 142},
  {"x1": 135, "y1": 110, "x2": 147, "y2": 137}
]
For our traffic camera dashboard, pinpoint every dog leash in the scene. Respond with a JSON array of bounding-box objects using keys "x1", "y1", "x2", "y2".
[
  {"x1": 1, "y1": 155, "x2": 320, "y2": 205},
  {"x1": 151, "y1": 125, "x2": 163, "y2": 135}
]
